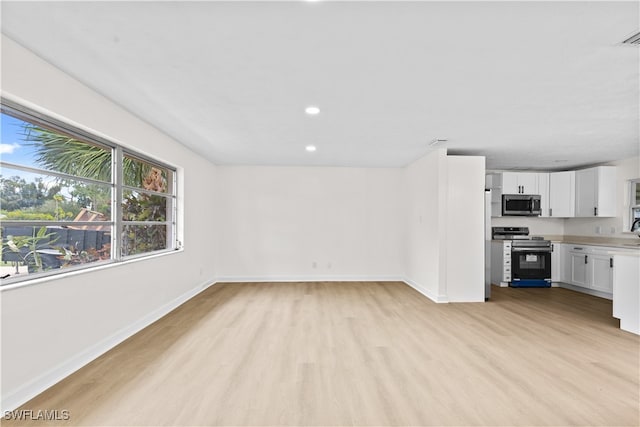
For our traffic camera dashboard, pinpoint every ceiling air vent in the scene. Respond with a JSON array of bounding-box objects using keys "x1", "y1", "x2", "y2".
[{"x1": 622, "y1": 31, "x2": 640, "y2": 45}]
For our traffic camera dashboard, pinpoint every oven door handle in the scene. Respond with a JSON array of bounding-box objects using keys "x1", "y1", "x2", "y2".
[{"x1": 511, "y1": 247, "x2": 552, "y2": 253}]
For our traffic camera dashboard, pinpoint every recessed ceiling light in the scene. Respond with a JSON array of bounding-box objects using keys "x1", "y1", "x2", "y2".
[
  {"x1": 305, "y1": 145, "x2": 317, "y2": 152},
  {"x1": 305, "y1": 106, "x2": 320, "y2": 115}
]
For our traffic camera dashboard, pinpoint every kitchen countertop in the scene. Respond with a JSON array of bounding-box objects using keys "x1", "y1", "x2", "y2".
[{"x1": 537, "y1": 235, "x2": 640, "y2": 250}]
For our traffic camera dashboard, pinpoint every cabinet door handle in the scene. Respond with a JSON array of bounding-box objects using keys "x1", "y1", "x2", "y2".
[
  {"x1": 594, "y1": 207, "x2": 598, "y2": 216},
  {"x1": 610, "y1": 258, "x2": 613, "y2": 268},
  {"x1": 549, "y1": 208, "x2": 553, "y2": 216},
  {"x1": 584, "y1": 255, "x2": 588, "y2": 264},
  {"x1": 551, "y1": 244, "x2": 554, "y2": 252}
]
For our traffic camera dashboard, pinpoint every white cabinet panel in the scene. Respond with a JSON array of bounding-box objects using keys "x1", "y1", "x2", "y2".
[
  {"x1": 551, "y1": 243, "x2": 561, "y2": 282},
  {"x1": 501, "y1": 173, "x2": 520, "y2": 194},
  {"x1": 518, "y1": 173, "x2": 538, "y2": 195},
  {"x1": 575, "y1": 166, "x2": 616, "y2": 217},
  {"x1": 538, "y1": 173, "x2": 550, "y2": 217},
  {"x1": 590, "y1": 254, "x2": 613, "y2": 293},
  {"x1": 613, "y1": 254, "x2": 640, "y2": 335},
  {"x1": 560, "y1": 244, "x2": 572, "y2": 283},
  {"x1": 500, "y1": 172, "x2": 539, "y2": 195},
  {"x1": 549, "y1": 171, "x2": 575, "y2": 217},
  {"x1": 576, "y1": 168, "x2": 597, "y2": 217},
  {"x1": 570, "y1": 250, "x2": 589, "y2": 288}
]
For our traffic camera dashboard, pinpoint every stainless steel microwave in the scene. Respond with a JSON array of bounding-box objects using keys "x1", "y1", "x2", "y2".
[{"x1": 502, "y1": 194, "x2": 541, "y2": 216}]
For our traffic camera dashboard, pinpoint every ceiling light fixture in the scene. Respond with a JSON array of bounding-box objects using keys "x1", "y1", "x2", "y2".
[
  {"x1": 305, "y1": 106, "x2": 320, "y2": 115},
  {"x1": 305, "y1": 145, "x2": 317, "y2": 152},
  {"x1": 429, "y1": 138, "x2": 448, "y2": 146}
]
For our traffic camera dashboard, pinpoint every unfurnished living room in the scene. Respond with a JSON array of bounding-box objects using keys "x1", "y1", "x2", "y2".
[{"x1": 1, "y1": 1, "x2": 639, "y2": 426}]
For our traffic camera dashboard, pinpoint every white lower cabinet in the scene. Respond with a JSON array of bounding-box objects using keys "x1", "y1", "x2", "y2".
[
  {"x1": 590, "y1": 253, "x2": 613, "y2": 293},
  {"x1": 563, "y1": 244, "x2": 616, "y2": 295},
  {"x1": 569, "y1": 247, "x2": 589, "y2": 288}
]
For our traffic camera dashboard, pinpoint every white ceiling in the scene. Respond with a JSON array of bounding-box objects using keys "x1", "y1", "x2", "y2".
[{"x1": 1, "y1": 1, "x2": 638, "y2": 169}]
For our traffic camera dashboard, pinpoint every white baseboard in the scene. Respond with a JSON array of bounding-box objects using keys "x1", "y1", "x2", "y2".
[
  {"x1": 402, "y1": 277, "x2": 448, "y2": 303},
  {"x1": 215, "y1": 275, "x2": 403, "y2": 283},
  {"x1": 1, "y1": 278, "x2": 217, "y2": 413},
  {"x1": 558, "y1": 282, "x2": 613, "y2": 300},
  {"x1": 215, "y1": 276, "x2": 448, "y2": 304}
]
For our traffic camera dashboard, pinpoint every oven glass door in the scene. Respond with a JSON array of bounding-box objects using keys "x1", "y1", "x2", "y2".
[{"x1": 511, "y1": 249, "x2": 551, "y2": 280}]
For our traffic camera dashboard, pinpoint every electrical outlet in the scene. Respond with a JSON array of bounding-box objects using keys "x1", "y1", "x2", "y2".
[
  {"x1": 312, "y1": 261, "x2": 317, "y2": 269},
  {"x1": 327, "y1": 262, "x2": 332, "y2": 269},
  {"x1": 610, "y1": 226, "x2": 616, "y2": 234},
  {"x1": 595, "y1": 226, "x2": 602, "y2": 234}
]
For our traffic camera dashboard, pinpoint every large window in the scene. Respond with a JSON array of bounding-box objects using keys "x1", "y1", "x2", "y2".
[{"x1": 0, "y1": 100, "x2": 177, "y2": 284}]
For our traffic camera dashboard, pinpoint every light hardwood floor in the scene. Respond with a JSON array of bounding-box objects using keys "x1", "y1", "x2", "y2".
[{"x1": 5, "y1": 282, "x2": 639, "y2": 426}]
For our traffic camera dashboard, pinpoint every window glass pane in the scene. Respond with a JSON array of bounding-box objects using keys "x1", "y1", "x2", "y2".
[
  {"x1": 1, "y1": 167, "x2": 112, "y2": 221},
  {"x1": 121, "y1": 224, "x2": 167, "y2": 256},
  {"x1": 1, "y1": 225, "x2": 111, "y2": 279},
  {"x1": 1, "y1": 112, "x2": 112, "y2": 182},
  {"x1": 123, "y1": 154, "x2": 169, "y2": 193},
  {"x1": 122, "y1": 190, "x2": 167, "y2": 222}
]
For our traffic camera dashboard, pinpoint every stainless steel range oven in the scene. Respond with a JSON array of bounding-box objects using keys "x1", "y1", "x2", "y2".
[
  {"x1": 511, "y1": 240, "x2": 552, "y2": 287},
  {"x1": 492, "y1": 227, "x2": 552, "y2": 288}
]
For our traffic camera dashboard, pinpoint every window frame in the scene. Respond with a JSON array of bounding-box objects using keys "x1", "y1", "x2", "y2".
[
  {"x1": 0, "y1": 98, "x2": 179, "y2": 285},
  {"x1": 629, "y1": 178, "x2": 640, "y2": 232}
]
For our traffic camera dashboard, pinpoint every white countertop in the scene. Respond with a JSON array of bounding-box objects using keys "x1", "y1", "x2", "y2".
[{"x1": 536, "y1": 235, "x2": 640, "y2": 250}]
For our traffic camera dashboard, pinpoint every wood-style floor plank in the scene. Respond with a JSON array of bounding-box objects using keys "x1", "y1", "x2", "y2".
[{"x1": 5, "y1": 282, "x2": 639, "y2": 426}]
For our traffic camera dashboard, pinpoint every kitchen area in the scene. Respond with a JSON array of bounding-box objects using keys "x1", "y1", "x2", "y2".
[{"x1": 485, "y1": 158, "x2": 640, "y2": 335}]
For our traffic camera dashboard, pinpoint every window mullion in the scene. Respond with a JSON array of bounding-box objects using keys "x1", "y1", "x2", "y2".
[{"x1": 113, "y1": 147, "x2": 123, "y2": 261}]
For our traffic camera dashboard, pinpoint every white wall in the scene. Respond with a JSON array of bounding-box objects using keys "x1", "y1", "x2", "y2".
[
  {"x1": 213, "y1": 166, "x2": 404, "y2": 280},
  {"x1": 1, "y1": 36, "x2": 218, "y2": 410},
  {"x1": 446, "y1": 156, "x2": 485, "y2": 302},
  {"x1": 403, "y1": 150, "x2": 486, "y2": 302},
  {"x1": 564, "y1": 156, "x2": 640, "y2": 238},
  {"x1": 403, "y1": 149, "x2": 448, "y2": 301}
]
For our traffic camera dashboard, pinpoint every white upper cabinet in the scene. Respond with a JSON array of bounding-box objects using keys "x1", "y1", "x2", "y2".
[
  {"x1": 501, "y1": 172, "x2": 539, "y2": 194},
  {"x1": 575, "y1": 166, "x2": 617, "y2": 217},
  {"x1": 549, "y1": 171, "x2": 576, "y2": 217}
]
